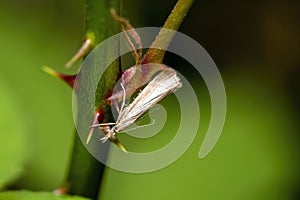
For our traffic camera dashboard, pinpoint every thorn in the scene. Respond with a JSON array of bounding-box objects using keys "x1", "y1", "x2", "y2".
[
  {"x1": 98, "y1": 122, "x2": 128, "y2": 153},
  {"x1": 86, "y1": 127, "x2": 94, "y2": 144},
  {"x1": 110, "y1": 8, "x2": 117, "y2": 18},
  {"x1": 42, "y1": 65, "x2": 77, "y2": 88},
  {"x1": 116, "y1": 143, "x2": 128, "y2": 153},
  {"x1": 53, "y1": 185, "x2": 68, "y2": 195},
  {"x1": 65, "y1": 33, "x2": 95, "y2": 69},
  {"x1": 110, "y1": 137, "x2": 128, "y2": 153},
  {"x1": 42, "y1": 65, "x2": 59, "y2": 77}
]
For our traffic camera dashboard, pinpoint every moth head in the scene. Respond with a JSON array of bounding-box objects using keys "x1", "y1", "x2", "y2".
[{"x1": 112, "y1": 125, "x2": 121, "y2": 133}]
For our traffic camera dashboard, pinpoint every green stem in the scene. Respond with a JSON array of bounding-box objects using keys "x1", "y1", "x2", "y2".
[
  {"x1": 142, "y1": 0, "x2": 196, "y2": 64},
  {"x1": 67, "y1": 133, "x2": 105, "y2": 198},
  {"x1": 66, "y1": 0, "x2": 121, "y2": 199}
]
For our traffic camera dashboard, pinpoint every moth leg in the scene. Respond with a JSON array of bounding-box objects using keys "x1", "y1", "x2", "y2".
[
  {"x1": 65, "y1": 33, "x2": 95, "y2": 69},
  {"x1": 100, "y1": 132, "x2": 112, "y2": 143},
  {"x1": 110, "y1": 8, "x2": 142, "y2": 64},
  {"x1": 100, "y1": 126, "x2": 127, "y2": 152}
]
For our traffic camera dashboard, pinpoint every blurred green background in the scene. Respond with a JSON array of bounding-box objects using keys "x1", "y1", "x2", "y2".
[{"x1": 0, "y1": 0, "x2": 299, "y2": 200}]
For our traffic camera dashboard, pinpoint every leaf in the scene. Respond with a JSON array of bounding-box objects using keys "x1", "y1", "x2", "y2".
[
  {"x1": 0, "y1": 191, "x2": 90, "y2": 200},
  {"x1": 0, "y1": 81, "x2": 28, "y2": 189}
]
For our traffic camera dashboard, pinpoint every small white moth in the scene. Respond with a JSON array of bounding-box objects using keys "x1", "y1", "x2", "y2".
[{"x1": 91, "y1": 68, "x2": 182, "y2": 142}]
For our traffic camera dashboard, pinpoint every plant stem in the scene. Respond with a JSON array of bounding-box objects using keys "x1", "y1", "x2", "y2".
[
  {"x1": 66, "y1": 0, "x2": 121, "y2": 199},
  {"x1": 67, "y1": 133, "x2": 105, "y2": 199},
  {"x1": 142, "y1": 0, "x2": 196, "y2": 64},
  {"x1": 66, "y1": 0, "x2": 195, "y2": 199}
]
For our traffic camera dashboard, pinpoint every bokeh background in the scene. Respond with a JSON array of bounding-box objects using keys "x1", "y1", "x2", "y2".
[{"x1": 0, "y1": 0, "x2": 299, "y2": 199}]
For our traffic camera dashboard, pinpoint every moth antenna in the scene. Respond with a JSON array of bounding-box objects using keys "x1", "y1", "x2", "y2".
[
  {"x1": 119, "y1": 83, "x2": 126, "y2": 114},
  {"x1": 90, "y1": 122, "x2": 116, "y2": 128}
]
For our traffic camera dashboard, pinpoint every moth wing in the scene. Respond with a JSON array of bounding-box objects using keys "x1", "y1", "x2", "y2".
[{"x1": 118, "y1": 69, "x2": 182, "y2": 126}]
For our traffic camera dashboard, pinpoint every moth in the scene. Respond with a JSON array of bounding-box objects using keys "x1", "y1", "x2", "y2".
[{"x1": 91, "y1": 68, "x2": 182, "y2": 142}]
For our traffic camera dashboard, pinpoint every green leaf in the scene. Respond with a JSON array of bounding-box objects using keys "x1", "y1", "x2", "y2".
[
  {"x1": 0, "y1": 81, "x2": 28, "y2": 189},
  {"x1": 0, "y1": 191, "x2": 90, "y2": 200}
]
